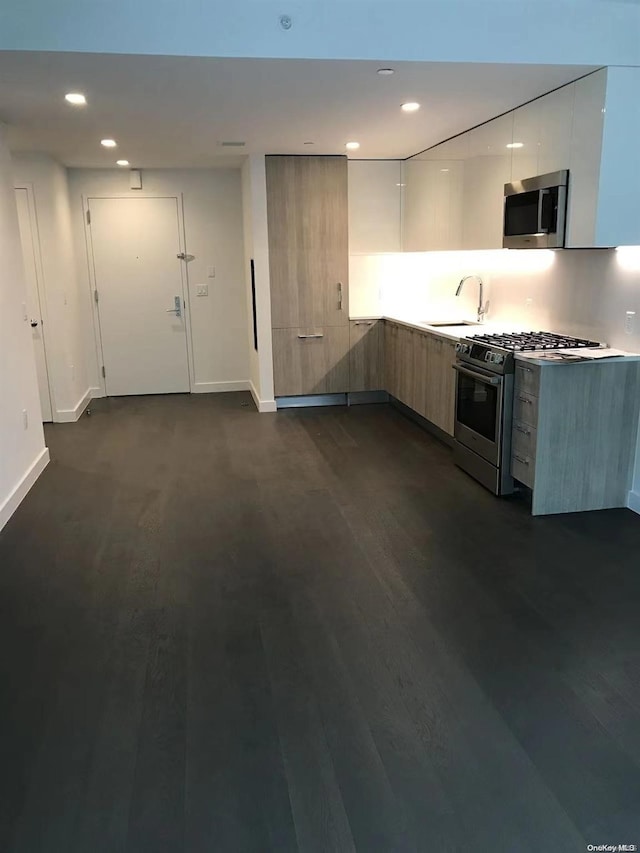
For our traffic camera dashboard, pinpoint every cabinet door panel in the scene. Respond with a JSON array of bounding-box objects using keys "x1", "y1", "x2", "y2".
[
  {"x1": 427, "y1": 336, "x2": 456, "y2": 435},
  {"x1": 384, "y1": 322, "x2": 400, "y2": 398},
  {"x1": 412, "y1": 331, "x2": 430, "y2": 419},
  {"x1": 267, "y1": 156, "x2": 348, "y2": 329},
  {"x1": 397, "y1": 326, "x2": 416, "y2": 408},
  {"x1": 537, "y1": 84, "x2": 574, "y2": 176},
  {"x1": 273, "y1": 327, "x2": 350, "y2": 396},
  {"x1": 349, "y1": 320, "x2": 383, "y2": 391},
  {"x1": 266, "y1": 156, "x2": 303, "y2": 328},
  {"x1": 462, "y1": 115, "x2": 513, "y2": 249}
]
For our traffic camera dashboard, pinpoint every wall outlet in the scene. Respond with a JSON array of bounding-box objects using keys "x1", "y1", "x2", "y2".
[
  {"x1": 22, "y1": 409, "x2": 28, "y2": 430},
  {"x1": 196, "y1": 284, "x2": 209, "y2": 297},
  {"x1": 625, "y1": 310, "x2": 636, "y2": 336},
  {"x1": 207, "y1": 266, "x2": 215, "y2": 278}
]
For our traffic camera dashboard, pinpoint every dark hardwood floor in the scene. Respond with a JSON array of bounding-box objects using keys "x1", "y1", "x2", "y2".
[{"x1": 1, "y1": 392, "x2": 639, "y2": 852}]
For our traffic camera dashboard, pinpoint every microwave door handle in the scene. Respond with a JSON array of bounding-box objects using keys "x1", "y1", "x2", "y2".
[{"x1": 537, "y1": 188, "x2": 550, "y2": 234}]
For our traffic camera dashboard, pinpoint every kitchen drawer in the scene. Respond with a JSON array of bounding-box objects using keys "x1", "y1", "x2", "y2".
[
  {"x1": 512, "y1": 419, "x2": 537, "y2": 460},
  {"x1": 272, "y1": 326, "x2": 350, "y2": 396},
  {"x1": 513, "y1": 389, "x2": 539, "y2": 426},
  {"x1": 514, "y1": 362, "x2": 540, "y2": 397},
  {"x1": 511, "y1": 452, "x2": 535, "y2": 488}
]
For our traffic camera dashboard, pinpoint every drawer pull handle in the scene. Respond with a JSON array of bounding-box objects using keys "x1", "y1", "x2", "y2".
[
  {"x1": 518, "y1": 366, "x2": 533, "y2": 373},
  {"x1": 354, "y1": 321, "x2": 373, "y2": 326},
  {"x1": 338, "y1": 282, "x2": 343, "y2": 310},
  {"x1": 514, "y1": 454, "x2": 530, "y2": 465},
  {"x1": 515, "y1": 425, "x2": 531, "y2": 436},
  {"x1": 297, "y1": 333, "x2": 324, "y2": 339},
  {"x1": 517, "y1": 395, "x2": 533, "y2": 404}
]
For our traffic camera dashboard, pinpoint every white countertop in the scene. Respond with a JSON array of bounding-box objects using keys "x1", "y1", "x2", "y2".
[{"x1": 350, "y1": 314, "x2": 640, "y2": 364}]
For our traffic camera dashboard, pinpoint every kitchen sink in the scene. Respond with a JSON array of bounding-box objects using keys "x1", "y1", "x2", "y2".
[{"x1": 422, "y1": 320, "x2": 478, "y2": 327}]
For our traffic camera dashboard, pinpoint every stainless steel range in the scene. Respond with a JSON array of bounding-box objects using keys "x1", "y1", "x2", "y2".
[{"x1": 453, "y1": 330, "x2": 602, "y2": 495}]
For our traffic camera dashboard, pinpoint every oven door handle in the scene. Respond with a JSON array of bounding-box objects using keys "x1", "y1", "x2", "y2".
[{"x1": 452, "y1": 363, "x2": 502, "y2": 386}]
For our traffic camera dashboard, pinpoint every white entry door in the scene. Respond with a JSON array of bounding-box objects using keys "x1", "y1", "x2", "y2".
[
  {"x1": 89, "y1": 197, "x2": 191, "y2": 396},
  {"x1": 15, "y1": 187, "x2": 53, "y2": 422}
]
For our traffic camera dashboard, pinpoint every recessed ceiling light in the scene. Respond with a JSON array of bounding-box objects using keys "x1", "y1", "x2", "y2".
[
  {"x1": 377, "y1": 68, "x2": 395, "y2": 76},
  {"x1": 440, "y1": 168, "x2": 450, "y2": 172},
  {"x1": 401, "y1": 102, "x2": 421, "y2": 113},
  {"x1": 507, "y1": 142, "x2": 524, "y2": 149},
  {"x1": 65, "y1": 92, "x2": 86, "y2": 106},
  {"x1": 101, "y1": 138, "x2": 117, "y2": 148},
  {"x1": 345, "y1": 141, "x2": 360, "y2": 150},
  {"x1": 116, "y1": 159, "x2": 129, "y2": 166}
]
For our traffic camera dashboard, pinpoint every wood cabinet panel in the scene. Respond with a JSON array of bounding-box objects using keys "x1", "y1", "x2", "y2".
[
  {"x1": 272, "y1": 326, "x2": 350, "y2": 396},
  {"x1": 427, "y1": 336, "x2": 456, "y2": 435},
  {"x1": 349, "y1": 320, "x2": 384, "y2": 392},
  {"x1": 384, "y1": 322, "x2": 400, "y2": 399},
  {"x1": 266, "y1": 155, "x2": 348, "y2": 330},
  {"x1": 396, "y1": 326, "x2": 416, "y2": 408},
  {"x1": 412, "y1": 330, "x2": 430, "y2": 419}
]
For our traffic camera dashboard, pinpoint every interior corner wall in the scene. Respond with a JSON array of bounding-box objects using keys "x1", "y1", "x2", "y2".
[
  {"x1": 0, "y1": 132, "x2": 48, "y2": 532},
  {"x1": 241, "y1": 156, "x2": 275, "y2": 412},
  {"x1": 66, "y1": 168, "x2": 249, "y2": 395},
  {"x1": 11, "y1": 153, "x2": 91, "y2": 420}
]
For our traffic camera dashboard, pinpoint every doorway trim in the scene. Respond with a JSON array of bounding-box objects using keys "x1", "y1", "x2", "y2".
[
  {"x1": 81, "y1": 193, "x2": 196, "y2": 397},
  {"x1": 14, "y1": 183, "x2": 57, "y2": 421}
]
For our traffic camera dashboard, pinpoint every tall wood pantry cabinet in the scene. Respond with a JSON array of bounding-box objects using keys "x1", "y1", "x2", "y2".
[{"x1": 266, "y1": 155, "x2": 350, "y2": 397}]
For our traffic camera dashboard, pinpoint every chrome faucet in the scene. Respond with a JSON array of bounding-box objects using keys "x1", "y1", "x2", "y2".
[{"x1": 456, "y1": 274, "x2": 488, "y2": 323}]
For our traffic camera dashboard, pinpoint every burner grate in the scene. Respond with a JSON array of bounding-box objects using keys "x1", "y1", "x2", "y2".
[{"x1": 469, "y1": 331, "x2": 602, "y2": 352}]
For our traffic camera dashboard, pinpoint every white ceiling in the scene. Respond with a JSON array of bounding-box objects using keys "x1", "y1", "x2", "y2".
[{"x1": 0, "y1": 52, "x2": 597, "y2": 168}]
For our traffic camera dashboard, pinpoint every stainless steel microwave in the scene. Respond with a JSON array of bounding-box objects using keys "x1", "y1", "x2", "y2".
[{"x1": 503, "y1": 170, "x2": 568, "y2": 249}]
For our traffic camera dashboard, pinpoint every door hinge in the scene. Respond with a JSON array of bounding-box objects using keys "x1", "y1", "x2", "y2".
[
  {"x1": 101, "y1": 365, "x2": 106, "y2": 378},
  {"x1": 86, "y1": 209, "x2": 91, "y2": 225},
  {"x1": 94, "y1": 289, "x2": 99, "y2": 304}
]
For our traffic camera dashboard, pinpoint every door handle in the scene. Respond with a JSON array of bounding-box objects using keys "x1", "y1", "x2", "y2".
[
  {"x1": 30, "y1": 319, "x2": 39, "y2": 328},
  {"x1": 166, "y1": 296, "x2": 182, "y2": 318},
  {"x1": 337, "y1": 282, "x2": 343, "y2": 310}
]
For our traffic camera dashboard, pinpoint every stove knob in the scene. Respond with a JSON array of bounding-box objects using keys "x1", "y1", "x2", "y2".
[
  {"x1": 494, "y1": 353, "x2": 504, "y2": 365},
  {"x1": 485, "y1": 351, "x2": 492, "y2": 362}
]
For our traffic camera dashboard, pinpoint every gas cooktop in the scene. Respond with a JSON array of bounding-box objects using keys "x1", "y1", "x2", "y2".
[{"x1": 468, "y1": 331, "x2": 603, "y2": 352}]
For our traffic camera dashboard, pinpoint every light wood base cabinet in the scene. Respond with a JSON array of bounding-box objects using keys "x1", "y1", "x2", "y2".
[
  {"x1": 349, "y1": 320, "x2": 384, "y2": 391},
  {"x1": 272, "y1": 327, "x2": 350, "y2": 396},
  {"x1": 511, "y1": 359, "x2": 640, "y2": 515},
  {"x1": 384, "y1": 321, "x2": 456, "y2": 436}
]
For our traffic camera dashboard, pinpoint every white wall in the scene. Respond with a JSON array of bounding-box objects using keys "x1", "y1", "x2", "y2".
[
  {"x1": 0, "y1": 130, "x2": 49, "y2": 531},
  {"x1": 1, "y1": 1, "x2": 639, "y2": 65},
  {"x1": 66, "y1": 168, "x2": 249, "y2": 394},
  {"x1": 241, "y1": 156, "x2": 275, "y2": 411},
  {"x1": 12, "y1": 153, "x2": 90, "y2": 420}
]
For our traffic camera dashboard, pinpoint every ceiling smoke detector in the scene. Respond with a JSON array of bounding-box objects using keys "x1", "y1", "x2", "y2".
[{"x1": 279, "y1": 14, "x2": 292, "y2": 30}]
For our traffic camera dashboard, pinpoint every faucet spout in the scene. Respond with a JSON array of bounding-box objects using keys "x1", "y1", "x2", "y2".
[{"x1": 455, "y1": 274, "x2": 487, "y2": 323}]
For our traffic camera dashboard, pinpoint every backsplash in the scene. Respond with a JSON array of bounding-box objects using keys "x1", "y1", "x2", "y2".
[{"x1": 349, "y1": 248, "x2": 640, "y2": 350}]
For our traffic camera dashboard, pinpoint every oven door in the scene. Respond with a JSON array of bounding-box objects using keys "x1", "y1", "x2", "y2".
[{"x1": 453, "y1": 362, "x2": 504, "y2": 466}]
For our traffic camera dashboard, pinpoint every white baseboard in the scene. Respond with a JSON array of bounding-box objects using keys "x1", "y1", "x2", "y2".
[
  {"x1": 628, "y1": 490, "x2": 640, "y2": 515},
  {"x1": 249, "y1": 381, "x2": 277, "y2": 413},
  {"x1": 192, "y1": 380, "x2": 251, "y2": 394},
  {"x1": 55, "y1": 388, "x2": 92, "y2": 423},
  {"x1": 0, "y1": 447, "x2": 50, "y2": 533},
  {"x1": 89, "y1": 385, "x2": 104, "y2": 399}
]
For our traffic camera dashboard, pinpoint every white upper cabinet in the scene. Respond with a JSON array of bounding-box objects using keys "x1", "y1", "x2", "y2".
[
  {"x1": 462, "y1": 113, "x2": 513, "y2": 249},
  {"x1": 398, "y1": 67, "x2": 640, "y2": 253},
  {"x1": 348, "y1": 160, "x2": 402, "y2": 253},
  {"x1": 565, "y1": 71, "x2": 606, "y2": 247},
  {"x1": 537, "y1": 84, "x2": 574, "y2": 176},
  {"x1": 511, "y1": 85, "x2": 574, "y2": 182},
  {"x1": 402, "y1": 136, "x2": 465, "y2": 252}
]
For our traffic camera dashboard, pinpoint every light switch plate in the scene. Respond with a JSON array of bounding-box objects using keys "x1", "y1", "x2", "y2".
[
  {"x1": 196, "y1": 284, "x2": 208, "y2": 297},
  {"x1": 207, "y1": 266, "x2": 215, "y2": 278}
]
